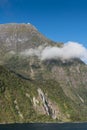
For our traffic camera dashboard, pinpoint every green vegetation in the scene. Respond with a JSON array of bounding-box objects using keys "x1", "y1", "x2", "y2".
[
  {"x1": 0, "y1": 65, "x2": 55, "y2": 123},
  {"x1": 0, "y1": 24, "x2": 87, "y2": 123},
  {"x1": 0, "y1": 64, "x2": 87, "y2": 123}
]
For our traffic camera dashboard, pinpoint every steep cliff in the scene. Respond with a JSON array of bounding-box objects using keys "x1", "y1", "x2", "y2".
[{"x1": 0, "y1": 23, "x2": 87, "y2": 123}]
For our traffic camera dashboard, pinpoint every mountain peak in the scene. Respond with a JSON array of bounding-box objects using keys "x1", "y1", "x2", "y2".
[
  {"x1": 0, "y1": 23, "x2": 87, "y2": 123},
  {"x1": 0, "y1": 23, "x2": 38, "y2": 31}
]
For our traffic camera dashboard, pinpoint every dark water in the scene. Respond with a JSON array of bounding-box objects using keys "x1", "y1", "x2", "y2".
[{"x1": 0, "y1": 123, "x2": 87, "y2": 130}]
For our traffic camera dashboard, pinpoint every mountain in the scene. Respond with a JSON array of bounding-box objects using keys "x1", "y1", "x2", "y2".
[
  {"x1": 0, "y1": 23, "x2": 87, "y2": 123},
  {"x1": 0, "y1": 23, "x2": 61, "y2": 55}
]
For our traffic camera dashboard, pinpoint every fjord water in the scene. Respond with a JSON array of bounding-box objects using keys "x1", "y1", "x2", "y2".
[{"x1": 0, "y1": 123, "x2": 87, "y2": 130}]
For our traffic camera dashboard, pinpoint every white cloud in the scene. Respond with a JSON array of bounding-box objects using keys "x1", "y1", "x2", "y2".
[
  {"x1": 20, "y1": 41, "x2": 87, "y2": 63},
  {"x1": 20, "y1": 45, "x2": 44, "y2": 58},
  {"x1": 41, "y1": 41, "x2": 87, "y2": 61}
]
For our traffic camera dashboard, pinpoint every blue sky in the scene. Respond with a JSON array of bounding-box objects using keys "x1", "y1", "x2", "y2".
[{"x1": 0, "y1": 0, "x2": 87, "y2": 47}]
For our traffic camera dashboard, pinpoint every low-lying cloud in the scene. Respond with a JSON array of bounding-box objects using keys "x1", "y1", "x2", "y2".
[{"x1": 20, "y1": 41, "x2": 87, "y2": 63}]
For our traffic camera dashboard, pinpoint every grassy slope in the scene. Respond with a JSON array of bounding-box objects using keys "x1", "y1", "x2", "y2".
[
  {"x1": 0, "y1": 24, "x2": 87, "y2": 123},
  {"x1": 0, "y1": 65, "x2": 53, "y2": 123},
  {"x1": 0, "y1": 65, "x2": 87, "y2": 123}
]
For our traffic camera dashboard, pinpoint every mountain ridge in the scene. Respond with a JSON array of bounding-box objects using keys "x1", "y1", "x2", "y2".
[{"x1": 0, "y1": 23, "x2": 87, "y2": 123}]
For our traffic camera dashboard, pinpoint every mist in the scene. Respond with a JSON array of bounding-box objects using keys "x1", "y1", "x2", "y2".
[{"x1": 20, "y1": 41, "x2": 87, "y2": 63}]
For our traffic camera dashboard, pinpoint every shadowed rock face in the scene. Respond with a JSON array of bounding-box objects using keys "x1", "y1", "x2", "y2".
[{"x1": 0, "y1": 23, "x2": 87, "y2": 123}]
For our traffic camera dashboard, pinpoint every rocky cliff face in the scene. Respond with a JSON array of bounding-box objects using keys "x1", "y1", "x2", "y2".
[
  {"x1": 0, "y1": 23, "x2": 87, "y2": 123},
  {"x1": 0, "y1": 23, "x2": 61, "y2": 52}
]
